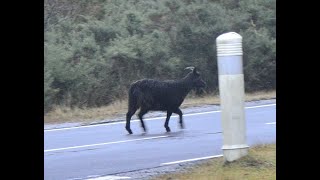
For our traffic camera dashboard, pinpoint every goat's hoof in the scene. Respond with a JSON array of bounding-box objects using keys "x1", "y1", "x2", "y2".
[
  {"x1": 126, "y1": 129, "x2": 133, "y2": 134},
  {"x1": 142, "y1": 129, "x2": 148, "y2": 134},
  {"x1": 165, "y1": 128, "x2": 171, "y2": 132},
  {"x1": 126, "y1": 126, "x2": 133, "y2": 134},
  {"x1": 142, "y1": 127, "x2": 147, "y2": 132},
  {"x1": 180, "y1": 124, "x2": 185, "y2": 129}
]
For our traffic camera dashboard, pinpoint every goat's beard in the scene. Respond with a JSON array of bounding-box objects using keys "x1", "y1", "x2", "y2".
[{"x1": 195, "y1": 87, "x2": 206, "y2": 96}]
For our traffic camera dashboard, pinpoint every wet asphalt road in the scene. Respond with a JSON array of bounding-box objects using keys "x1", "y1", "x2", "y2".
[{"x1": 44, "y1": 103, "x2": 276, "y2": 180}]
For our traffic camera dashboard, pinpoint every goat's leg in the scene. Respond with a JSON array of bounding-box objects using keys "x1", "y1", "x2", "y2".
[
  {"x1": 126, "y1": 109, "x2": 136, "y2": 134},
  {"x1": 174, "y1": 108, "x2": 184, "y2": 129},
  {"x1": 138, "y1": 109, "x2": 148, "y2": 132},
  {"x1": 164, "y1": 111, "x2": 173, "y2": 132}
]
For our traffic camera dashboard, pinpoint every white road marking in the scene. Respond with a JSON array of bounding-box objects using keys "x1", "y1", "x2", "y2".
[
  {"x1": 44, "y1": 103, "x2": 276, "y2": 132},
  {"x1": 44, "y1": 135, "x2": 169, "y2": 153},
  {"x1": 266, "y1": 122, "x2": 276, "y2": 125},
  {"x1": 161, "y1": 154, "x2": 223, "y2": 166},
  {"x1": 86, "y1": 176, "x2": 131, "y2": 180},
  {"x1": 245, "y1": 104, "x2": 276, "y2": 109}
]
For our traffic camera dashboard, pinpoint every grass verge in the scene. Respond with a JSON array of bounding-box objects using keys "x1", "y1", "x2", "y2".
[
  {"x1": 44, "y1": 90, "x2": 275, "y2": 124},
  {"x1": 151, "y1": 143, "x2": 276, "y2": 180}
]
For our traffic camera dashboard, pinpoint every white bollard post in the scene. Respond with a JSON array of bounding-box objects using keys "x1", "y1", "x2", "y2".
[{"x1": 216, "y1": 32, "x2": 249, "y2": 162}]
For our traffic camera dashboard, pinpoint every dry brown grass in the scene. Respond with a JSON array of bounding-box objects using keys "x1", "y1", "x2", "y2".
[
  {"x1": 151, "y1": 143, "x2": 276, "y2": 180},
  {"x1": 44, "y1": 99, "x2": 128, "y2": 124},
  {"x1": 182, "y1": 90, "x2": 275, "y2": 108},
  {"x1": 44, "y1": 90, "x2": 275, "y2": 124}
]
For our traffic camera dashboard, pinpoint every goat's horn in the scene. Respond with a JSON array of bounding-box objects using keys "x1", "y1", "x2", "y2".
[{"x1": 185, "y1": 67, "x2": 195, "y2": 71}]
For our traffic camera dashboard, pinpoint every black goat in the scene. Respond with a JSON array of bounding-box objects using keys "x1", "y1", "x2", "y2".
[{"x1": 125, "y1": 67, "x2": 206, "y2": 134}]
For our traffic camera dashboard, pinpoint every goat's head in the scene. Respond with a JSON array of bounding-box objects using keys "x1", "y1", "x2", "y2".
[{"x1": 184, "y1": 67, "x2": 206, "y2": 89}]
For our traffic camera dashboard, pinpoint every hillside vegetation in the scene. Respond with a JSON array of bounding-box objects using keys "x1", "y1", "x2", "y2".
[{"x1": 44, "y1": 0, "x2": 276, "y2": 113}]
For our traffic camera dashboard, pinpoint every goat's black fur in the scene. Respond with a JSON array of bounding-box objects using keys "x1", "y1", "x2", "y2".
[{"x1": 125, "y1": 67, "x2": 206, "y2": 134}]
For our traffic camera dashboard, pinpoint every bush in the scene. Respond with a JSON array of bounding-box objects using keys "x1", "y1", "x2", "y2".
[{"x1": 44, "y1": 0, "x2": 276, "y2": 113}]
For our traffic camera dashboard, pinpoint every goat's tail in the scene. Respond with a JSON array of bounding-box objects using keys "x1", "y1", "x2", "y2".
[{"x1": 127, "y1": 82, "x2": 141, "y2": 111}]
